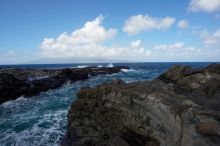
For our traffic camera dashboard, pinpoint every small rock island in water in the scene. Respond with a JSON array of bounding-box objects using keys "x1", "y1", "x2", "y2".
[{"x1": 63, "y1": 64, "x2": 220, "y2": 146}]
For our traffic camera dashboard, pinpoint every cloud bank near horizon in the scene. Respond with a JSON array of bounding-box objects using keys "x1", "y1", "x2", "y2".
[{"x1": 38, "y1": 13, "x2": 220, "y2": 62}]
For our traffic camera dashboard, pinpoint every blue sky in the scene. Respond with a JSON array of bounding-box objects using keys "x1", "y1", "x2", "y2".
[{"x1": 0, "y1": 0, "x2": 220, "y2": 64}]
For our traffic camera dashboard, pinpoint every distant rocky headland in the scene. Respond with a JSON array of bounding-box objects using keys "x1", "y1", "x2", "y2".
[
  {"x1": 65, "y1": 64, "x2": 220, "y2": 146},
  {"x1": 0, "y1": 66, "x2": 128, "y2": 104}
]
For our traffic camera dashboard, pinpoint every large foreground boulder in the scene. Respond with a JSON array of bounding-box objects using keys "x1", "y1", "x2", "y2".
[{"x1": 65, "y1": 64, "x2": 220, "y2": 146}]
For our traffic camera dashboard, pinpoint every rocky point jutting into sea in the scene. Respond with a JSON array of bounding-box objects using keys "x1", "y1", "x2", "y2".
[
  {"x1": 64, "y1": 63, "x2": 220, "y2": 146},
  {"x1": 0, "y1": 66, "x2": 128, "y2": 104}
]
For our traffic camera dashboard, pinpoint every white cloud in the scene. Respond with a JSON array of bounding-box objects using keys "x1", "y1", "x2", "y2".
[
  {"x1": 38, "y1": 15, "x2": 220, "y2": 62},
  {"x1": 150, "y1": 42, "x2": 216, "y2": 61},
  {"x1": 40, "y1": 16, "x2": 151, "y2": 60},
  {"x1": 154, "y1": 42, "x2": 185, "y2": 50},
  {"x1": 199, "y1": 28, "x2": 220, "y2": 46},
  {"x1": 213, "y1": 28, "x2": 220, "y2": 38},
  {"x1": 41, "y1": 43, "x2": 151, "y2": 59},
  {"x1": 123, "y1": 14, "x2": 176, "y2": 35},
  {"x1": 0, "y1": 50, "x2": 18, "y2": 64},
  {"x1": 177, "y1": 20, "x2": 189, "y2": 29},
  {"x1": 0, "y1": 50, "x2": 16, "y2": 57},
  {"x1": 188, "y1": 0, "x2": 220, "y2": 13},
  {"x1": 6, "y1": 50, "x2": 16, "y2": 57},
  {"x1": 131, "y1": 40, "x2": 141, "y2": 48},
  {"x1": 151, "y1": 41, "x2": 219, "y2": 61},
  {"x1": 41, "y1": 15, "x2": 117, "y2": 50}
]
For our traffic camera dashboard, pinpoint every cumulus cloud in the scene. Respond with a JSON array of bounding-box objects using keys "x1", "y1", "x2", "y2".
[
  {"x1": 39, "y1": 15, "x2": 219, "y2": 62},
  {"x1": 40, "y1": 16, "x2": 151, "y2": 60},
  {"x1": 131, "y1": 40, "x2": 141, "y2": 48},
  {"x1": 152, "y1": 42, "x2": 220, "y2": 61},
  {"x1": 151, "y1": 42, "x2": 213, "y2": 61},
  {"x1": 177, "y1": 20, "x2": 189, "y2": 29},
  {"x1": 41, "y1": 15, "x2": 117, "y2": 50},
  {"x1": 199, "y1": 28, "x2": 220, "y2": 46},
  {"x1": 123, "y1": 14, "x2": 176, "y2": 35},
  {"x1": 188, "y1": 0, "x2": 220, "y2": 13}
]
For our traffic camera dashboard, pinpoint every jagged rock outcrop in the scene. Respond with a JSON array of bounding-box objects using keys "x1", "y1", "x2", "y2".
[
  {"x1": 0, "y1": 73, "x2": 28, "y2": 103},
  {"x1": 65, "y1": 64, "x2": 220, "y2": 146},
  {"x1": 0, "y1": 66, "x2": 128, "y2": 104}
]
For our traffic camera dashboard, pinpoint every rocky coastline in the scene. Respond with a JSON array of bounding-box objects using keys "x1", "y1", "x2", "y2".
[
  {"x1": 0, "y1": 66, "x2": 128, "y2": 104},
  {"x1": 65, "y1": 64, "x2": 220, "y2": 146}
]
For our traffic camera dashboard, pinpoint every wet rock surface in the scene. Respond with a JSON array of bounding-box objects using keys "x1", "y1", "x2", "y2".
[
  {"x1": 0, "y1": 66, "x2": 128, "y2": 104},
  {"x1": 65, "y1": 64, "x2": 220, "y2": 146}
]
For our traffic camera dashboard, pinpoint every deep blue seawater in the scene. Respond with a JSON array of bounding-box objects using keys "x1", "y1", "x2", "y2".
[{"x1": 0, "y1": 62, "x2": 215, "y2": 146}]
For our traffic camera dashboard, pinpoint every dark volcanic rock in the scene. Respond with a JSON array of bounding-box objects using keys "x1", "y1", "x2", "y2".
[
  {"x1": 158, "y1": 63, "x2": 220, "y2": 110},
  {"x1": 65, "y1": 64, "x2": 220, "y2": 146},
  {"x1": 0, "y1": 66, "x2": 128, "y2": 104},
  {"x1": 0, "y1": 73, "x2": 28, "y2": 103}
]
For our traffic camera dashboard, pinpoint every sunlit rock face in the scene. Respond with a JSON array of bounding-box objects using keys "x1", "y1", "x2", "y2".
[{"x1": 65, "y1": 64, "x2": 220, "y2": 146}]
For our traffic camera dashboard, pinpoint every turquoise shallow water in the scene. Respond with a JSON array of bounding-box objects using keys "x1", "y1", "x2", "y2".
[{"x1": 0, "y1": 63, "x2": 213, "y2": 146}]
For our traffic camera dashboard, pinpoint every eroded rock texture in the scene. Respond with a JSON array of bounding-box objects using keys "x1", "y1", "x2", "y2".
[{"x1": 65, "y1": 64, "x2": 220, "y2": 146}]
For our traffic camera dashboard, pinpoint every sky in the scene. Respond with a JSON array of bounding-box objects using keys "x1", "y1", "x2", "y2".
[{"x1": 0, "y1": 0, "x2": 220, "y2": 64}]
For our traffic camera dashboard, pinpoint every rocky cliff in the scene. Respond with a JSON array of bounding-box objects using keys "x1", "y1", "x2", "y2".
[{"x1": 65, "y1": 64, "x2": 220, "y2": 146}]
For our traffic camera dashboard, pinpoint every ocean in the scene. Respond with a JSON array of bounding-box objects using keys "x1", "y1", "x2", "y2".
[{"x1": 0, "y1": 62, "x2": 214, "y2": 146}]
